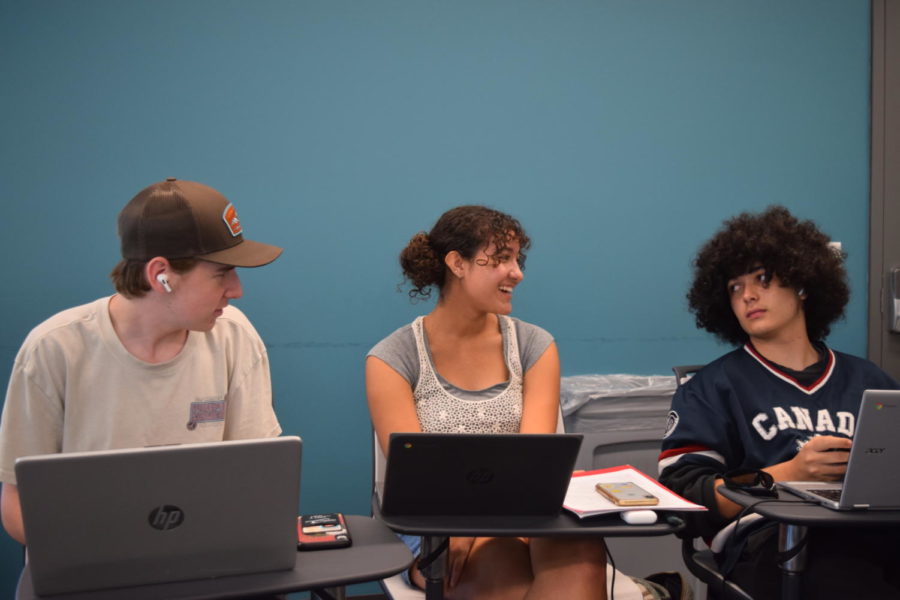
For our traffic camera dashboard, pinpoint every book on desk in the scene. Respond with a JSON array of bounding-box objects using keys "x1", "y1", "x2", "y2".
[{"x1": 563, "y1": 464, "x2": 706, "y2": 519}]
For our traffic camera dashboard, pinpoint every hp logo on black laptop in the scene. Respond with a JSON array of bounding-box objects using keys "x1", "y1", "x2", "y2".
[
  {"x1": 466, "y1": 468, "x2": 495, "y2": 485},
  {"x1": 149, "y1": 505, "x2": 185, "y2": 531}
]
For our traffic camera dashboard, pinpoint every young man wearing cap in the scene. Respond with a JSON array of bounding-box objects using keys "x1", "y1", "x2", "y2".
[{"x1": 0, "y1": 178, "x2": 283, "y2": 544}]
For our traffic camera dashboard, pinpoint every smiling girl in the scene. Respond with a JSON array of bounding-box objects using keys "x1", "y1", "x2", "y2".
[{"x1": 366, "y1": 206, "x2": 608, "y2": 600}]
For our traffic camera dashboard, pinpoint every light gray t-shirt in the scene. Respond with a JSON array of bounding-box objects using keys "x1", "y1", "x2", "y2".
[
  {"x1": 0, "y1": 296, "x2": 281, "y2": 485},
  {"x1": 367, "y1": 316, "x2": 553, "y2": 399}
]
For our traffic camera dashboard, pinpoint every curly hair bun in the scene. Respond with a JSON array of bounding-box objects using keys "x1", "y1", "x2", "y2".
[{"x1": 400, "y1": 232, "x2": 443, "y2": 300}]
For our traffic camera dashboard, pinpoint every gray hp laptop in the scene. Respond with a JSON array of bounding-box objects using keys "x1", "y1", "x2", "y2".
[
  {"x1": 380, "y1": 433, "x2": 582, "y2": 516},
  {"x1": 778, "y1": 389, "x2": 900, "y2": 510},
  {"x1": 16, "y1": 436, "x2": 301, "y2": 596}
]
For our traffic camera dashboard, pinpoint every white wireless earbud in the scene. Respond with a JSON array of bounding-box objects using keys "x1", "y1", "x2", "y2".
[{"x1": 156, "y1": 273, "x2": 173, "y2": 293}]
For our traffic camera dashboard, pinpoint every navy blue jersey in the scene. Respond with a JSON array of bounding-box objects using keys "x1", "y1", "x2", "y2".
[{"x1": 658, "y1": 344, "x2": 898, "y2": 537}]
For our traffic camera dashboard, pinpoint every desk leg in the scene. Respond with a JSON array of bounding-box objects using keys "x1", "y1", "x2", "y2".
[
  {"x1": 311, "y1": 587, "x2": 345, "y2": 600},
  {"x1": 420, "y1": 535, "x2": 448, "y2": 600},
  {"x1": 777, "y1": 524, "x2": 808, "y2": 600}
]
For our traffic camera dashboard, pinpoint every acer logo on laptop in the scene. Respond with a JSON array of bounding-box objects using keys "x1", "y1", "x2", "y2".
[
  {"x1": 148, "y1": 505, "x2": 185, "y2": 530},
  {"x1": 864, "y1": 448, "x2": 886, "y2": 454}
]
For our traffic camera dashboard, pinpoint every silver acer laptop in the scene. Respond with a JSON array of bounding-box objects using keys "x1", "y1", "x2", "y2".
[
  {"x1": 380, "y1": 433, "x2": 582, "y2": 516},
  {"x1": 16, "y1": 436, "x2": 301, "y2": 596},
  {"x1": 778, "y1": 389, "x2": 900, "y2": 510}
]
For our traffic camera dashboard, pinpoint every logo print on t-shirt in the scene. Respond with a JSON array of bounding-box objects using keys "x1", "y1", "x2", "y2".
[{"x1": 187, "y1": 400, "x2": 226, "y2": 430}]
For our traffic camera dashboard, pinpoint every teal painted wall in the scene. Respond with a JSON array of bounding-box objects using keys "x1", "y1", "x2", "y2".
[{"x1": 0, "y1": 1, "x2": 871, "y2": 596}]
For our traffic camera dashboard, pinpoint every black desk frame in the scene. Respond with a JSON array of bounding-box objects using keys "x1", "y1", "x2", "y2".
[{"x1": 719, "y1": 486, "x2": 900, "y2": 600}]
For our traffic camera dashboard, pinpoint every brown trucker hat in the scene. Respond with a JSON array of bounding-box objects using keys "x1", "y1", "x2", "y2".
[{"x1": 118, "y1": 178, "x2": 283, "y2": 267}]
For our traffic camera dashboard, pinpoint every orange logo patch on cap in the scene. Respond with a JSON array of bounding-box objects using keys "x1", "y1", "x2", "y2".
[{"x1": 222, "y1": 203, "x2": 242, "y2": 237}]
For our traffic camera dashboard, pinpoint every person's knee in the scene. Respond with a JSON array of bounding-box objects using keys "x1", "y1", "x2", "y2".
[
  {"x1": 569, "y1": 538, "x2": 608, "y2": 564},
  {"x1": 468, "y1": 537, "x2": 532, "y2": 577},
  {"x1": 528, "y1": 538, "x2": 607, "y2": 599},
  {"x1": 531, "y1": 537, "x2": 607, "y2": 569},
  {"x1": 449, "y1": 538, "x2": 531, "y2": 600},
  {"x1": 558, "y1": 540, "x2": 607, "y2": 582}
]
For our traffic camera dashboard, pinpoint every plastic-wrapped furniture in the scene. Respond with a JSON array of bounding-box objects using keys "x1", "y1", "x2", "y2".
[{"x1": 561, "y1": 373, "x2": 688, "y2": 580}]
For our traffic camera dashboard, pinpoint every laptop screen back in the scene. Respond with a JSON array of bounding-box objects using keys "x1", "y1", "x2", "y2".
[
  {"x1": 16, "y1": 437, "x2": 301, "y2": 595},
  {"x1": 840, "y1": 389, "x2": 900, "y2": 509},
  {"x1": 380, "y1": 433, "x2": 582, "y2": 516},
  {"x1": 779, "y1": 389, "x2": 900, "y2": 510}
]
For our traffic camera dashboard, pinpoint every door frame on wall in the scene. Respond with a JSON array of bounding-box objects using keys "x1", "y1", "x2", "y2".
[{"x1": 868, "y1": 0, "x2": 900, "y2": 380}]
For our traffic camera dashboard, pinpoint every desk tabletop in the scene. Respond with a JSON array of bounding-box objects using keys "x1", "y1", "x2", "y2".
[
  {"x1": 719, "y1": 486, "x2": 900, "y2": 528},
  {"x1": 17, "y1": 515, "x2": 413, "y2": 600},
  {"x1": 373, "y1": 496, "x2": 684, "y2": 538}
]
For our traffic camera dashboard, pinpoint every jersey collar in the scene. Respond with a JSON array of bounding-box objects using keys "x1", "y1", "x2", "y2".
[{"x1": 743, "y1": 343, "x2": 835, "y2": 395}]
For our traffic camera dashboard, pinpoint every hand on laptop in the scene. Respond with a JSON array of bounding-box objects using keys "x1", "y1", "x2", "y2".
[{"x1": 771, "y1": 435, "x2": 851, "y2": 482}]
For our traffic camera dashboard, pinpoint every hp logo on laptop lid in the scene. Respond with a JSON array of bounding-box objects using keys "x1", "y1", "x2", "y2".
[
  {"x1": 148, "y1": 505, "x2": 185, "y2": 531},
  {"x1": 466, "y1": 468, "x2": 495, "y2": 485}
]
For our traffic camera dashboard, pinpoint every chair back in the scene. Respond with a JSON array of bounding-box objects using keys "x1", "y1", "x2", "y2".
[{"x1": 672, "y1": 364, "x2": 705, "y2": 387}]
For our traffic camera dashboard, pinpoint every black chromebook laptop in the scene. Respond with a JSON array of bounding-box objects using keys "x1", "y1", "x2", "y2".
[
  {"x1": 778, "y1": 390, "x2": 900, "y2": 510},
  {"x1": 380, "y1": 433, "x2": 582, "y2": 516},
  {"x1": 16, "y1": 437, "x2": 301, "y2": 596}
]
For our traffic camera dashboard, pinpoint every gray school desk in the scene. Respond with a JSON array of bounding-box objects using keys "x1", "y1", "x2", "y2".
[
  {"x1": 16, "y1": 515, "x2": 413, "y2": 600},
  {"x1": 374, "y1": 499, "x2": 684, "y2": 600},
  {"x1": 718, "y1": 486, "x2": 900, "y2": 600}
]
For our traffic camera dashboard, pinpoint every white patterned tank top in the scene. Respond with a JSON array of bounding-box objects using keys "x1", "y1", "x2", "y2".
[{"x1": 411, "y1": 315, "x2": 523, "y2": 433}]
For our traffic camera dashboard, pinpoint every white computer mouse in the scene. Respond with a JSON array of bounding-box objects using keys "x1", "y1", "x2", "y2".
[{"x1": 620, "y1": 510, "x2": 658, "y2": 525}]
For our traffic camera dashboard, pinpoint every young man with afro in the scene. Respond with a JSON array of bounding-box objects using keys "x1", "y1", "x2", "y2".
[{"x1": 659, "y1": 206, "x2": 900, "y2": 599}]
